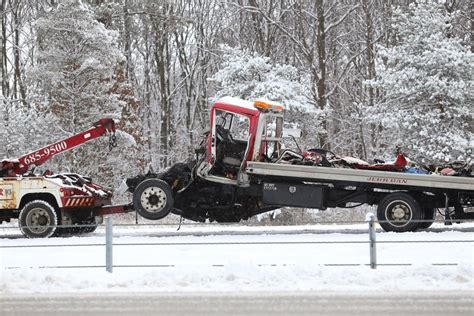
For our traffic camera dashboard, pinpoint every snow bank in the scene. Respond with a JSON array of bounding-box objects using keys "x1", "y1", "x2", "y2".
[
  {"x1": 1, "y1": 225, "x2": 472, "y2": 294},
  {"x1": 2, "y1": 263, "x2": 472, "y2": 294}
]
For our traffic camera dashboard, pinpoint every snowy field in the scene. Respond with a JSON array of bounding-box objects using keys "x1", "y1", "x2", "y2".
[{"x1": 0, "y1": 222, "x2": 473, "y2": 295}]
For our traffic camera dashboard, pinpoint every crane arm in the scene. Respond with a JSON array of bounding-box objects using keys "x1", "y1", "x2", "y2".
[{"x1": 3, "y1": 118, "x2": 116, "y2": 176}]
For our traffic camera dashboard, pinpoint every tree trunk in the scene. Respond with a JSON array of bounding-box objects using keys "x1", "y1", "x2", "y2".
[
  {"x1": 315, "y1": 0, "x2": 328, "y2": 149},
  {"x1": 123, "y1": 0, "x2": 133, "y2": 82},
  {"x1": 363, "y1": 0, "x2": 375, "y2": 159},
  {"x1": 248, "y1": 0, "x2": 267, "y2": 55},
  {"x1": 11, "y1": 0, "x2": 26, "y2": 105},
  {"x1": 471, "y1": 0, "x2": 474, "y2": 53},
  {"x1": 1, "y1": 0, "x2": 8, "y2": 97},
  {"x1": 153, "y1": 15, "x2": 172, "y2": 168},
  {"x1": 142, "y1": 18, "x2": 154, "y2": 168}
]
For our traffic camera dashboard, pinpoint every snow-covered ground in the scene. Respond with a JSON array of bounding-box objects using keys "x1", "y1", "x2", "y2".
[{"x1": 0, "y1": 222, "x2": 473, "y2": 294}]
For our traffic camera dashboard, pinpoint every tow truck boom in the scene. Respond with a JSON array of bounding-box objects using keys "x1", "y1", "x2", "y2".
[{"x1": 2, "y1": 118, "x2": 116, "y2": 176}]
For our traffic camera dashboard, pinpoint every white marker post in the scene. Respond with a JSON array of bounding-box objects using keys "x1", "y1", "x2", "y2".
[
  {"x1": 105, "y1": 216, "x2": 113, "y2": 273},
  {"x1": 366, "y1": 213, "x2": 377, "y2": 269}
]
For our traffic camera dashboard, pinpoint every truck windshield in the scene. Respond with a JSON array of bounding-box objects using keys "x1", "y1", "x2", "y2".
[{"x1": 215, "y1": 110, "x2": 250, "y2": 141}]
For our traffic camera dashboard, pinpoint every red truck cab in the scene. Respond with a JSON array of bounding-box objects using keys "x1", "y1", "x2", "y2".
[{"x1": 197, "y1": 97, "x2": 286, "y2": 186}]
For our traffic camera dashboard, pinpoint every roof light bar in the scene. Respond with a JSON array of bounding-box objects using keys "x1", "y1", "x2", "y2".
[{"x1": 253, "y1": 99, "x2": 285, "y2": 112}]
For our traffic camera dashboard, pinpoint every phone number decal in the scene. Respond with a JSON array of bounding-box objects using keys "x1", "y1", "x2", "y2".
[{"x1": 22, "y1": 141, "x2": 68, "y2": 165}]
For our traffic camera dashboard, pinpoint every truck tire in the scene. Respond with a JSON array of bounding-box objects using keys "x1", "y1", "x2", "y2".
[
  {"x1": 56, "y1": 217, "x2": 98, "y2": 236},
  {"x1": 78, "y1": 217, "x2": 98, "y2": 234},
  {"x1": 80, "y1": 224, "x2": 98, "y2": 234},
  {"x1": 418, "y1": 208, "x2": 436, "y2": 230},
  {"x1": 377, "y1": 193, "x2": 422, "y2": 232},
  {"x1": 133, "y1": 178, "x2": 174, "y2": 220},
  {"x1": 19, "y1": 200, "x2": 58, "y2": 238}
]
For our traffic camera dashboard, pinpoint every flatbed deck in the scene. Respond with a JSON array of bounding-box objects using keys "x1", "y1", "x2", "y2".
[{"x1": 246, "y1": 162, "x2": 474, "y2": 192}]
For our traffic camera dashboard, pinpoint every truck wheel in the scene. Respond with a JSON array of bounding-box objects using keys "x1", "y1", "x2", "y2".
[
  {"x1": 56, "y1": 219, "x2": 98, "y2": 236},
  {"x1": 418, "y1": 208, "x2": 436, "y2": 230},
  {"x1": 79, "y1": 217, "x2": 98, "y2": 234},
  {"x1": 133, "y1": 178, "x2": 174, "y2": 220},
  {"x1": 377, "y1": 193, "x2": 422, "y2": 232},
  {"x1": 19, "y1": 200, "x2": 58, "y2": 238},
  {"x1": 80, "y1": 224, "x2": 98, "y2": 234}
]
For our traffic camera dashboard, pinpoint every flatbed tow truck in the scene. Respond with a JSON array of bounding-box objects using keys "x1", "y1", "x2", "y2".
[
  {"x1": 125, "y1": 97, "x2": 474, "y2": 232},
  {"x1": 0, "y1": 118, "x2": 131, "y2": 238}
]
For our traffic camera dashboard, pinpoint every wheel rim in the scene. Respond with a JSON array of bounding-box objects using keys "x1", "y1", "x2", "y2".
[
  {"x1": 385, "y1": 200, "x2": 413, "y2": 228},
  {"x1": 140, "y1": 187, "x2": 167, "y2": 212},
  {"x1": 25, "y1": 207, "x2": 51, "y2": 234}
]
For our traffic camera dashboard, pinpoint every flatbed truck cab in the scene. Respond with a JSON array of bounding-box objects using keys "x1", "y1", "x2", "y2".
[{"x1": 197, "y1": 97, "x2": 287, "y2": 186}]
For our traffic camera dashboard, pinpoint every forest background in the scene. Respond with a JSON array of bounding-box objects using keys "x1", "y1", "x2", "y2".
[{"x1": 1, "y1": 0, "x2": 472, "y2": 223}]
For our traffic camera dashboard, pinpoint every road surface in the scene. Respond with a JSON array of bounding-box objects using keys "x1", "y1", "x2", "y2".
[{"x1": 1, "y1": 291, "x2": 472, "y2": 316}]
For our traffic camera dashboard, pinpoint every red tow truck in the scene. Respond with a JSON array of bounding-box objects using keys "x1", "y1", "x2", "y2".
[
  {"x1": 0, "y1": 118, "x2": 131, "y2": 238},
  {"x1": 124, "y1": 97, "x2": 474, "y2": 232}
]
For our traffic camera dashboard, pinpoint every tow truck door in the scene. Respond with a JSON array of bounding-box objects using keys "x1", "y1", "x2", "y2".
[{"x1": 0, "y1": 178, "x2": 17, "y2": 210}]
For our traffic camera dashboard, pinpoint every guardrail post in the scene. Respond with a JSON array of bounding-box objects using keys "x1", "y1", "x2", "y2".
[
  {"x1": 105, "y1": 216, "x2": 113, "y2": 273},
  {"x1": 369, "y1": 214, "x2": 377, "y2": 269}
]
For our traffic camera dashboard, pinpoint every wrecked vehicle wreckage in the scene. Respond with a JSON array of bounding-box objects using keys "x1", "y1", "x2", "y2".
[{"x1": 123, "y1": 97, "x2": 473, "y2": 232}]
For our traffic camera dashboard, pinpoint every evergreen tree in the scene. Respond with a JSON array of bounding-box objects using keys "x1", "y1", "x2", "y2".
[
  {"x1": 368, "y1": 1, "x2": 473, "y2": 163},
  {"x1": 0, "y1": 98, "x2": 25, "y2": 159},
  {"x1": 208, "y1": 45, "x2": 324, "y2": 149},
  {"x1": 27, "y1": 0, "x2": 126, "y2": 182},
  {"x1": 209, "y1": 45, "x2": 312, "y2": 111}
]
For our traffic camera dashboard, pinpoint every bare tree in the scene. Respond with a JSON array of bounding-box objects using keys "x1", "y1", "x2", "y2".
[
  {"x1": 471, "y1": 0, "x2": 474, "y2": 52},
  {"x1": 1, "y1": 0, "x2": 7, "y2": 97}
]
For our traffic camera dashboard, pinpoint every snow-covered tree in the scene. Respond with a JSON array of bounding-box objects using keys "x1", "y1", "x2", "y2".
[
  {"x1": 27, "y1": 0, "x2": 128, "y2": 183},
  {"x1": 209, "y1": 45, "x2": 313, "y2": 111},
  {"x1": 208, "y1": 45, "x2": 324, "y2": 148},
  {"x1": 30, "y1": 0, "x2": 124, "y2": 119},
  {"x1": 367, "y1": 1, "x2": 473, "y2": 163},
  {"x1": 0, "y1": 98, "x2": 25, "y2": 159}
]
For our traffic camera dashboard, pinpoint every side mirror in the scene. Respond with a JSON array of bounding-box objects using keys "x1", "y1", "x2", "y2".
[{"x1": 282, "y1": 128, "x2": 302, "y2": 138}]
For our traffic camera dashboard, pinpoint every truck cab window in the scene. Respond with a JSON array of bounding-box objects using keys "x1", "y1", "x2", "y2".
[
  {"x1": 229, "y1": 114, "x2": 250, "y2": 141},
  {"x1": 212, "y1": 110, "x2": 251, "y2": 178},
  {"x1": 261, "y1": 115, "x2": 283, "y2": 160}
]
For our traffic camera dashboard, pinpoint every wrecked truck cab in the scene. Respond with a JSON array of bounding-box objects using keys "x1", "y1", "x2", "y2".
[
  {"x1": 196, "y1": 97, "x2": 288, "y2": 184},
  {"x1": 126, "y1": 97, "x2": 287, "y2": 221}
]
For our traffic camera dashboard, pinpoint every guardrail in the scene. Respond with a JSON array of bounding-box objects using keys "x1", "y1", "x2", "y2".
[{"x1": 0, "y1": 217, "x2": 473, "y2": 272}]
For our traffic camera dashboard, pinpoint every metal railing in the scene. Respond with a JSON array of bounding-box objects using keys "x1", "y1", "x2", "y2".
[{"x1": 0, "y1": 216, "x2": 473, "y2": 272}]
